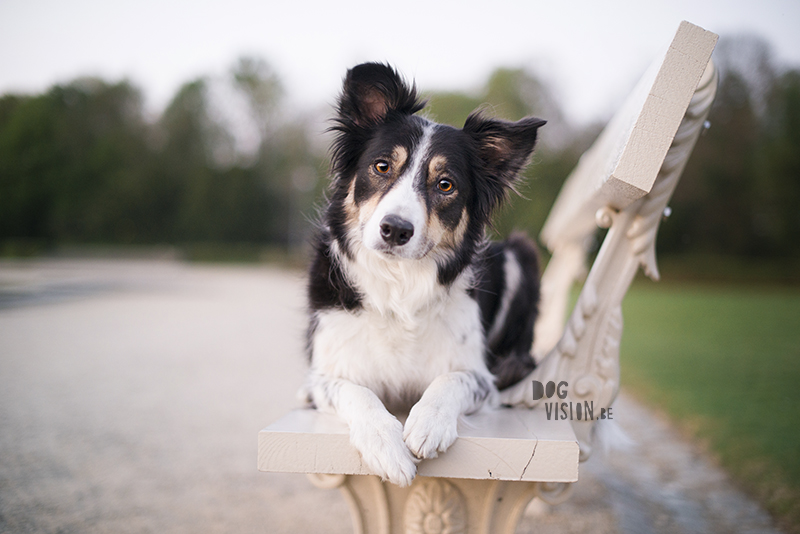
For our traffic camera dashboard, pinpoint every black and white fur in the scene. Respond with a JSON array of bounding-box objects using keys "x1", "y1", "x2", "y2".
[{"x1": 303, "y1": 63, "x2": 545, "y2": 486}]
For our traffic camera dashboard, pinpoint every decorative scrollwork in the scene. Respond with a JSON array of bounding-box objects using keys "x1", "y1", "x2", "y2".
[
  {"x1": 629, "y1": 62, "x2": 720, "y2": 280},
  {"x1": 595, "y1": 206, "x2": 616, "y2": 229},
  {"x1": 306, "y1": 473, "x2": 346, "y2": 489},
  {"x1": 534, "y1": 481, "x2": 574, "y2": 505},
  {"x1": 404, "y1": 479, "x2": 467, "y2": 534},
  {"x1": 597, "y1": 306, "x2": 622, "y2": 379}
]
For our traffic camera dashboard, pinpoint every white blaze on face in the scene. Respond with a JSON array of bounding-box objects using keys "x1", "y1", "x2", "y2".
[{"x1": 363, "y1": 124, "x2": 435, "y2": 259}]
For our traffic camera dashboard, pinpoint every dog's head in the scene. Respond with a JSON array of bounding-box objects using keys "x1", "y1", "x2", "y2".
[{"x1": 327, "y1": 63, "x2": 545, "y2": 284}]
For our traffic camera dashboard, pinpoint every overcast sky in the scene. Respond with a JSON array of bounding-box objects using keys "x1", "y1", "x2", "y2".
[{"x1": 1, "y1": 0, "x2": 798, "y2": 125}]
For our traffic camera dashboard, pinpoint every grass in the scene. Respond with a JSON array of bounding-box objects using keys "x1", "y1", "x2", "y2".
[
  {"x1": 655, "y1": 254, "x2": 800, "y2": 286},
  {"x1": 619, "y1": 281, "x2": 800, "y2": 532}
]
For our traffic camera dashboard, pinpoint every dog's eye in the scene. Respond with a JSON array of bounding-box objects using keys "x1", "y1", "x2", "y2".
[
  {"x1": 437, "y1": 179, "x2": 455, "y2": 193},
  {"x1": 374, "y1": 161, "x2": 391, "y2": 174}
]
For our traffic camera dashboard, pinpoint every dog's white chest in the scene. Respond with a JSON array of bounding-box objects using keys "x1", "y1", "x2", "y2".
[{"x1": 311, "y1": 289, "x2": 485, "y2": 400}]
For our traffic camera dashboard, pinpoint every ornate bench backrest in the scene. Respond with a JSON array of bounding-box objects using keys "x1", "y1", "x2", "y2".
[{"x1": 500, "y1": 21, "x2": 719, "y2": 460}]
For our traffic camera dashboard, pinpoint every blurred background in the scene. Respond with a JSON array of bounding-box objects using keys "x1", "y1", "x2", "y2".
[
  {"x1": 1, "y1": 0, "x2": 798, "y2": 271},
  {"x1": 1, "y1": 1, "x2": 799, "y2": 533}
]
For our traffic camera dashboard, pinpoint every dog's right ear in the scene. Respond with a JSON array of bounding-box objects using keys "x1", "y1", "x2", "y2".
[{"x1": 337, "y1": 63, "x2": 425, "y2": 126}]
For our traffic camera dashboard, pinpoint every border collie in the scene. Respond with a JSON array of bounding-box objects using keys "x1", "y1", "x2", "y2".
[{"x1": 303, "y1": 63, "x2": 545, "y2": 486}]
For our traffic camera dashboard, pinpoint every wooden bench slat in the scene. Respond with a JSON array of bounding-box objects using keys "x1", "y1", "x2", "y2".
[{"x1": 258, "y1": 407, "x2": 579, "y2": 482}]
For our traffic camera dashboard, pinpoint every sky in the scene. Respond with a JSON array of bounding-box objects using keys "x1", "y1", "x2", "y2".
[{"x1": 1, "y1": 0, "x2": 799, "y2": 126}]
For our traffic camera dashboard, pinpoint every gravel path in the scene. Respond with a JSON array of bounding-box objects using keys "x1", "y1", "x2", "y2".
[{"x1": 0, "y1": 259, "x2": 784, "y2": 533}]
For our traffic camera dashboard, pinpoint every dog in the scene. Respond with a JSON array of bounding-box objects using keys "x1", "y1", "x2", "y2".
[{"x1": 302, "y1": 63, "x2": 545, "y2": 486}]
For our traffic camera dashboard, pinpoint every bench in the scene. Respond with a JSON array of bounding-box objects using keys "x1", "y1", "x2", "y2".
[{"x1": 259, "y1": 21, "x2": 718, "y2": 534}]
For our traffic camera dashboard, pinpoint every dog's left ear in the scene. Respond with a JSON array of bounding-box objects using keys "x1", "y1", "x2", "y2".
[
  {"x1": 338, "y1": 63, "x2": 425, "y2": 127},
  {"x1": 463, "y1": 113, "x2": 546, "y2": 213}
]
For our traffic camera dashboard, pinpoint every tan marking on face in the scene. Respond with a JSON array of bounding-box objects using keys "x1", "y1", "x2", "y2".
[
  {"x1": 343, "y1": 176, "x2": 360, "y2": 233},
  {"x1": 392, "y1": 146, "x2": 409, "y2": 173},
  {"x1": 427, "y1": 207, "x2": 469, "y2": 252},
  {"x1": 352, "y1": 145, "x2": 420, "y2": 245},
  {"x1": 357, "y1": 194, "x2": 382, "y2": 227},
  {"x1": 370, "y1": 145, "x2": 409, "y2": 179},
  {"x1": 427, "y1": 155, "x2": 449, "y2": 187},
  {"x1": 452, "y1": 209, "x2": 469, "y2": 244},
  {"x1": 426, "y1": 213, "x2": 446, "y2": 248},
  {"x1": 357, "y1": 145, "x2": 410, "y2": 228},
  {"x1": 424, "y1": 154, "x2": 460, "y2": 248},
  {"x1": 357, "y1": 146, "x2": 408, "y2": 227}
]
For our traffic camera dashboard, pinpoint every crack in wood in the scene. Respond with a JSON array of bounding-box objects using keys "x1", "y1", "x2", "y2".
[{"x1": 519, "y1": 440, "x2": 538, "y2": 480}]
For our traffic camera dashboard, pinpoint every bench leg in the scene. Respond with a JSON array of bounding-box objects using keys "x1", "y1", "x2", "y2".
[{"x1": 308, "y1": 473, "x2": 573, "y2": 534}]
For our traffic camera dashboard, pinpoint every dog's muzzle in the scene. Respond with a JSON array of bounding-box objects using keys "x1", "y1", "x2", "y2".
[{"x1": 379, "y1": 215, "x2": 414, "y2": 246}]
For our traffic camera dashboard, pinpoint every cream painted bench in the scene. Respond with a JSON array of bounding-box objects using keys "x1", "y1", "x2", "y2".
[{"x1": 259, "y1": 21, "x2": 718, "y2": 534}]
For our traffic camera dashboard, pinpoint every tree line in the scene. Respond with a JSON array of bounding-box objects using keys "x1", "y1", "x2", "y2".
[
  {"x1": 0, "y1": 57, "x2": 324, "y2": 251},
  {"x1": 425, "y1": 35, "x2": 800, "y2": 260},
  {"x1": 0, "y1": 36, "x2": 797, "y2": 258}
]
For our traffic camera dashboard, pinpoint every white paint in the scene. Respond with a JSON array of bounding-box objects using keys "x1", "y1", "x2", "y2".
[{"x1": 259, "y1": 407, "x2": 579, "y2": 481}]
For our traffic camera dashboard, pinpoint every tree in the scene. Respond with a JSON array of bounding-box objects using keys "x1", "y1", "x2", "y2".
[
  {"x1": 424, "y1": 67, "x2": 587, "y2": 242},
  {"x1": 231, "y1": 56, "x2": 283, "y2": 144},
  {"x1": 758, "y1": 69, "x2": 800, "y2": 256},
  {"x1": 663, "y1": 34, "x2": 800, "y2": 258},
  {"x1": 0, "y1": 79, "x2": 153, "y2": 243}
]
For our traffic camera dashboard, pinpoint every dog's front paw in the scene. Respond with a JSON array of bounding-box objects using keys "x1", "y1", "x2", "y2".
[
  {"x1": 403, "y1": 402, "x2": 459, "y2": 460},
  {"x1": 350, "y1": 412, "x2": 418, "y2": 487}
]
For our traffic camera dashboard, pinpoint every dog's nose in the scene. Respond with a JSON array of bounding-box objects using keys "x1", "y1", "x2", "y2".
[{"x1": 379, "y1": 215, "x2": 414, "y2": 246}]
